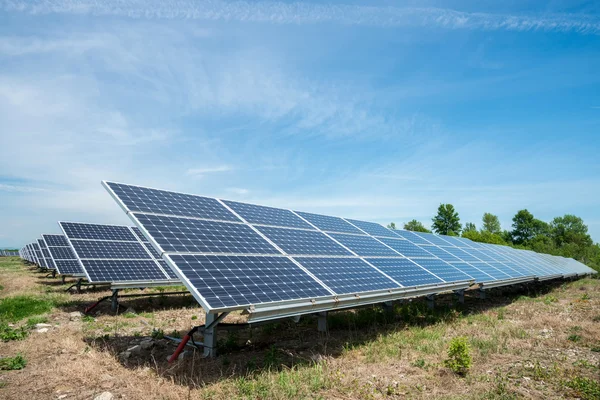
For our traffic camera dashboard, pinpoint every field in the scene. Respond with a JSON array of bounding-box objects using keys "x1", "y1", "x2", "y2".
[{"x1": 0, "y1": 256, "x2": 599, "y2": 399}]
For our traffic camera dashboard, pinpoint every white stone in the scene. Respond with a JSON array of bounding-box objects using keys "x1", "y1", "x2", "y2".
[
  {"x1": 93, "y1": 392, "x2": 114, "y2": 400},
  {"x1": 57, "y1": 395, "x2": 68, "y2": 399},
  {"x1": 140, "y1": 340, "x2": 153, "y2": 350},
  {"x1": 36, "y1": 328, "x2": 49, "y2": 333},
  {"x1": 127, "y1": 345, "x2": 141, "y2": 354},
  {"x1": 69, "y1": 311, "x2": 83, "y2": 320},
  {"x1": 35, "y1": 323, "x2": 52, "y2": 328}
]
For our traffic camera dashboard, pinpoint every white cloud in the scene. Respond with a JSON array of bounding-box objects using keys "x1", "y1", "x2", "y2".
[
  {"x1": 3, "y1": 1, "x2": 599, "y2": 35},
  {"x1": 0, "y1": 183, "x2": 46, "y2": 193},
  {"x1": 226, "y1": 187, "x2": 250, "y2": 195},
  {"x1": 186, "y1": 165, "x2": 234, "y2": 177}
]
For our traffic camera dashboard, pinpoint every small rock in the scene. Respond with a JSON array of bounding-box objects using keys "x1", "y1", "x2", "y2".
[
  {"x1": 118, "y1": 351, "x2": 131, "y2": 360},
  {"x1": 35, "y1": 323, "x2": 52, "y2": 328},
  {"x1": 310, "y1": 354, "x2": 324, "y2": 363},
  {"x1": 93, "y1": 392, "x2": 114, "y2": 400},
  {"x1": 140, "y1": 340, "x2": 154, "y2": 350},
  {"x1": 69, "y1": 311, "x2": 83, "y2": 320},
  {"x1": 127, "y1": 345, "x2": 142, "y2": 354},
  {"x1": 57, "y1": 395, "x2": 67, "y2": 399},
  {"x1": 178, "y1": 350, "x2": 194, "y2": 360},
  {"x1": 125, "y1": 308, "x2": 137, "y2": 315},
  {"x1": 36, "y1": 328, "x2": 49, "y2": 333}
]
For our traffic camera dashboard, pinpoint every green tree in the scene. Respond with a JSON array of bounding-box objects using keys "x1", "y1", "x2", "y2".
[
  {"x1": 464, "y1": 222, "x2": 477, "y2": 233},
  {"x1": 510, "y1": 209, "x2": 546, "y2": 245},
  {"x1": 482, "y1": 213, "x2": 501, "y2": 234},
  {"x1": 432, "y1": 204, "x2": 462, "y2": 235},
  {"x1": 387, "y1": 222, "x2": 397, "y2": 230},
  {"x1": 462, "y1": 230, "x2": 507, "y2": 245},
  {"x1": 403, "y1": 220, "x2": 431, "y2": 233},
  {"x1": 549, "y1": 214, "x2": 592, "y2": 248}
]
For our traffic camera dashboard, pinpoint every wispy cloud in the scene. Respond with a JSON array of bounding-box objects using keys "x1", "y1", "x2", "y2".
[
  {"x1": 186, "y1": 165, "x2": 234, "y2": 178},
  {"x1": 3, "y1": 1, "x2": 600, "y2": 35},
  {"x1": 0, "y1": 183, "x2": 46, "y2": 193}
]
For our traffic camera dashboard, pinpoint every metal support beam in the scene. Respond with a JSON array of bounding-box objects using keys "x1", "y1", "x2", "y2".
[
  {"x1": 479, "y1": 288, "x2": 486, "y2": 299},
  {"x1": 426, "y1": 294, "x2": 435, "y2": 310},
  {"x1": 381, "y1": 301, "x2": 394, "y2": 315},
  {"x1": 111, "y1": 289, "x2": 119, "y2": 312},
  {"x1": 76, "y1": 278, "x2": 82, "y2": 294},
  {"x1": 454, "y1": 289, "x2": 465, "y2": 304},
  {"x1": 61, "y1": 275, "x2": 66, "y2": 284},
  {"x1": 202, "y1": 312, "x2": 229, "y2": 358},
  {"x1": 317, "y1": 311, "x2": 328, "y2": 332}
]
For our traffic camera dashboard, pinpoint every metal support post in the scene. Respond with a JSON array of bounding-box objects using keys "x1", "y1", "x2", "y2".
[
  {"x1": 203, "y1": 312, "x2": 224, "y2": 358},
  {"x1": 76, "y1": 278, "x2": 82, "y2": 294},
  {"x1": 111, "y1": 289, "x2": 119, "y2": 312},
  {"x1": 479, "y1": 288, "x2": 486, "y2": 299},
  {"x1": 317, "y1": 311, "x2": 328, "y2": 332},
  {"x1": 426, "y1": 294, "x2": 435, "y2": 310},
  {"x1": 454, "y1": 289, "x2": 465, "y2": 304},
  {"x1": 61, "y1": 275, "x2": 66, "y2": 284}
]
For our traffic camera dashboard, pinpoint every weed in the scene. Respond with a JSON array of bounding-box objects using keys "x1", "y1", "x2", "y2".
[
  {"x1": 590, "y1": 345, "x2": 600, "y2": 352},
  {"x1": 592, "y1": 315, "x2": 600, "y2": 322},
  {"x1": 0, "y1": 323, "x2": 28, "y2": 342},
  {"x1": 0, "y1": 295, "x2": 53, "y2": 322},
  {"x1": 25, "y1": 316, "x2": 48, "y2": 328},
  {"x1": 264, "y1": 345, "x2": 280, "y2": 368},
  {"x1": 543, "y1": 295, "x2": 557, "y2": 304},
  {"x1": 580, "y1": 293, "x2": 590, "y2": 301},
  {"x1": 497, "y1": 308, "x2": 505, "y2": 320},
  {"x1": 123, "y1": 312, "x2": 137, "y2": 319},
  {"x1": 564, "y1": 376, "x2": 600, "y2": 400},
  {"x1": 151, "y1": 328, "x2": 164, "y2": 339},
  {"x1": 168, "y1": 330, "x2": 181, "y2": 339},
  {"x1": 568, "y1": 334, "x2": 582, "y2": 342},
  {"x1": 191, "y1": 315, "x2": 198, "y2": 320},
  {"x1": 0, "y1": 354, "x2": 27, "y2": 370},
  {"x1": 411, "y1": 358, "x2": 427, "y2": 369},
  {"x1": 444, "y1": 336, "x2": 472, "y2": 376},
  {"x1": 82, "y1": 315, "x2": 95, "y2": 323}
]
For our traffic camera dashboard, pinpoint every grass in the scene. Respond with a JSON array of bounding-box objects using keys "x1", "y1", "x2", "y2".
[
  {"x1": 0, "y1": 323, "x2": 28, "y2": 342},
  {"x1": 0, "y1": 295, "x2": 54, "y2": 323},
  {"x1": 0, "y1": 354, "x2": 27, "y2": 371},
  {"x1": 564, "y1": 376, "x2": 600, "y2": 400}
]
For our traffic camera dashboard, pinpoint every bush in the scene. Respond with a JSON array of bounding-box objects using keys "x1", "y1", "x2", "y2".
[
  {"x1": 444, "y1": 336, "x2": 472, "y2": 376},
  {"x1": 0, "y1": 354, "x2": 27, "y2": 370},
  {"x1": 0, "y1": 323, "x2": 28, "y2": 342}
]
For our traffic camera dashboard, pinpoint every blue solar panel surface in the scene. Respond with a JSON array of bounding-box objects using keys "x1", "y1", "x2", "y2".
[
  {"x1": 295, "y1": 257, "x2": 398, "y2": 294},
  {"x1": 61, "y1": 222, "x2": 137, "y2": 241},
  {"x1": 107, "y1": 182, "x2": 240, "y2": 221},
  {"x1": 391, "y1": 230, "x2": 432, "y2": 245},
  {"x1": 223, "y1": 200, "x2": 313, "y2": 229},
  {"x1": 43, "y1": 234, "x2": 69, "y2": 247},
  {"x1": 295, "y1": 211, "x2": 363, "y2": 234},
  {"x1": 413, "y1": 232, "x2": 454, "y2": 247},
  {"x1": 328, "y1": 233, "x2": 400, "y2": 257},
  {"x1": 134, "y1": 213, "x2": 279, "y2": 255},
  {"x1": 83, "y1": 260, "x2": 170, "y2": 283},
  {"x1": 168, "y1": 254, "x2": 331, "y2": 308},
  {"x1": 345, "y1": 219, "x2": 397, "y2": 238},
  {"x1": 377, "y1": 238, "x2": 435, "y2": 258},
  {"x1": 257, "y1": 226, "x2": 351, "y2": 256},
  {"x1": 71, "y1": 240, "x2": 151, "y2": 259},
  {"x1": 448, "y1": 262, "x2": 495, "y2": 283},
  {"x1": 417, "y1": 245, "x2": 461, "y2": 262},
  {"x1": 413, "y1": 259, "x2": 472, "y2": 283},
  {"x1": 366, "y1": 258, "x2": 444, "y2": 286}
]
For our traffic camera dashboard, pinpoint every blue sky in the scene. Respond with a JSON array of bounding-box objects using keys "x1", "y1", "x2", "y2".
[{"x1": 1, "y1": 0, "x2": 599, "y2": 248}]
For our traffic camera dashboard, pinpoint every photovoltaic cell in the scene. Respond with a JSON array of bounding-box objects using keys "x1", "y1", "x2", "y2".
[
  {"x1": 441, "y1": 247, "x2": 482, "y2": 263},
  {"x1": 71, "y1": 240, "x2": 151, "y2": 259},
  {"x1": 468, "y1": 262, "x2": 511, "y2": 280},
  {"x1": 377, "y1": 238, "x2": 435, "y2": 258},
  {"x1": 295, "y1": 257, "x2": 399, "y2": 294},
  {"x1": 168, "y1": 254, "x2": 331, "y2": 309},
  {"x1": 82, "y1": 260, "x2": 171, "y2": 283},
  {"x1": 48, "y1": 246, "x2": 76, "y2": 260},
  {"x1": 391, "y1": 230, "x2": 432, "y2": 245},
  {"x1": 61, "y1": 222, "x2": 137, "y2": 241},
  {"x1": 412, "y1": 232, "x2": 454, "y2": 247},
  {"x1": 436, "y1": 235, "x2": 466, "y2": 247},
  {"x1": 134, "y1": 213, "x2": 280, "y2": 255},
  {"x1": 107, "y1": 181, "x2": 240, "y2": 222},
  {"x1": 412, "y1": 259, "x2": 473, "y2": 283},
  {"x1": 448, "y1": 263, "x2": 495, "y2": 283},
  {"x1": 223, "y1": 200, "x2": 314, "y2": 229},
  {"x1": 418, "y1": 245, "x2": 462, "y2": 262},
  {"x1": 345, "y1": 219, "x2": 398, "y2": 238},
  {"x1": 43, "y1": 235, "x2": 69, "y2": 247},
  {"x1": 257, "y1": 226, "x2": 351, "y2": 256},
  {"x1": 55, "y1": 260, "x2": 84, "y2": 275},
  {"x1": 366, "y1": 258, "x2": 444, "y2": 286},
  {"x1": 328, "y1": 233, "x2": 400, "y2": 257},
  {"x1": 295, "y1": 211, "x2": 363, "y2": 234}
]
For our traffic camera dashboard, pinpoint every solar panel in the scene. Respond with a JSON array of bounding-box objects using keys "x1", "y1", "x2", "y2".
[
  {"x1": 345, "y1": 219, "x2": 398, "y2": 238},
  {"x1": 167, "y1": 254, "x2": 331, "y2": 309},
  {"x1": 328, "y1": 233, "x2": 400, "y2": 257},
  {"x1": 295, "y1": 211, "x2": 363, "y2": 234},
  {"x1": 223, "y1": 200, "x2": 314, "y2": 229},
  {"x1": 411, "y1": 259, "x2": 473, "y2": 283},
  {"x1": 60, "y1": 222, "x2": 176, "y2": 284},
  {"x1": 134, "y1": 213, "x2": 280, "y2": 255},
  {"x1": 108, "y1": 181, "x2": 240, "y2": 221},
  {"x1": 32, "y1": 242, "x2": 43, "y2": 267},
  {"x1": 37, "y1": 239, "x2": 51, "y2": 269},
  {"x1": 377, "y1": 237, "x2": 435, "y2": 258},
  {"x1": 366, "y1": 258, "x2": 444, "y2": 286},
  {"x1": 391, "y1": 229, "x2": 432, "y2": 245},
  {"x1": 294, "y1": 257, "x2": 399, "y2": 294},
  {"x1": 105, "y1": 181, "x2": 587, "y2": 321},
  {"x1": 257, "y1": 226, "x2": 351, "y2": 256},
  {"x1": 42, "y1": 234, "x2": 84, "y2": 276}
]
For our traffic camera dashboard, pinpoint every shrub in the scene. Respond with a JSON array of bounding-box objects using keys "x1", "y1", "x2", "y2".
[
  {"x1": 0, "y1": 323, "x2": 28, "y2": 342},
  {"x1": 444, "y1": 336, "x2": 472, "y2": 376},
  {"x1": 0, "y1": 354, "x2": 27, "y2": 370}
]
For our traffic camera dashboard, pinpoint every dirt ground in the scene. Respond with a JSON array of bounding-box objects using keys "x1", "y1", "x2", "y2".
[{"x1": 0, "y1": 257, "x2": 598, "y2": 399}]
